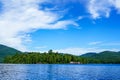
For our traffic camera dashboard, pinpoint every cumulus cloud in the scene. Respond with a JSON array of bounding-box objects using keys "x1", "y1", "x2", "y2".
[
  {"x1": 88, "y1": 0, "x2": 120, "y2": 19},
  {"x1": 0, "y1": 0, "x2": 78, "y2": 51}
]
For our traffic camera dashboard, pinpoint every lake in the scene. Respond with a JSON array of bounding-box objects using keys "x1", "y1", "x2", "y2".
[{"x1": 0, "y1": 64, "x2": 120, "y2": 80}]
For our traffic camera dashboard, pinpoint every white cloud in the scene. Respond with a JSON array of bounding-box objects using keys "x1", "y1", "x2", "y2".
[
  {"x1": 88, "y1": 41, "x2": 102, "y2": 45},
  {"x1": 0, "y1": 0, "x2": 78, "y2": 51},
  {"x1": 88, "y1": 0, "x2": 113, "y2": 19},
  {"x1": 78, "y1": 16, "x2": 83, "y2": 20},
  {"x1": 88, "y1": 0, "x2": 120, "y2": 19},
  {"x1": 54, "y1": 47, "x2": 119, "y2": 55},
  {"x1": 35, "y1": 46, "x2": 47, "y2": 49},
  {"x1": 114, "y1": 0, "x2": 120, "y2": 13},
  {"x1": 88, "y1": 41, "x2": 120, "y2": 47},
  {"x1": 88, "y1": 41, "x2": 120, "y2": 46},
  {"x1": 101, "y1": 42, "x2": 120, "y2": 46}
]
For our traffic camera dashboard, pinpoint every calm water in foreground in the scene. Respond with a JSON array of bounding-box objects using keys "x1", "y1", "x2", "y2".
[{"x1": 0, "y1": 64, "x2": 120, "y2": 80}]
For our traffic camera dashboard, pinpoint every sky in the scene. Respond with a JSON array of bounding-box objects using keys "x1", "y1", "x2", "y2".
[{"x1": 0, "y1": 0, "x2": 120, "y2": 55}]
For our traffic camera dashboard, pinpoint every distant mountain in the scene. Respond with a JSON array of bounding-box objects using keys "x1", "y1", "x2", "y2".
[
  {"x1": 81, "y1": 51, "x2": 120, "y2": 63},
  {"x1": 0, "y1": 44, "x2": 21, "y2": 62},
  {"x1": 81, "y1": 52, "x2": 97, "y2": 57}
]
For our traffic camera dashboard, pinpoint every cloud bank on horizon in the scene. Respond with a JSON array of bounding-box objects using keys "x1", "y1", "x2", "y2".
[{"x1": 0, "y1": 0, "x2": 120, "y2": 55}]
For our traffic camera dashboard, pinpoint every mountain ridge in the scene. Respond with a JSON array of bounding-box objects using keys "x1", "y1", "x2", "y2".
[
  {"x1": 0, "y1": 44, "x2": 21, "y2": 62},
  {"x1": 81, "y1": 51, "x2": 120, "y2": 63}
]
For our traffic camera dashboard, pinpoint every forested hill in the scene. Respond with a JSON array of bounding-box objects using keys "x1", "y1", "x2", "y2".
[
  {"x1": 0, "y1": 44, "x2": 21, "y2": 62},
  {"x1": 4, "y1": 50, "x2": 120, "y2": 64},
  {"x1": 4, "y1": 50, "x2": 86, "y2": 64},
  {"x1": 81, "y1": 51, "x2": 120, "y2": 63},
  {"x1": 1, "y1": 44, "x2": 120, "y2": 64}
]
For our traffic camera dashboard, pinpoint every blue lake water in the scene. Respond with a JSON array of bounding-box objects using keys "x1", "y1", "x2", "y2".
[{"x1": 0, "y1": 64, "x2": 120, "y2": 80}]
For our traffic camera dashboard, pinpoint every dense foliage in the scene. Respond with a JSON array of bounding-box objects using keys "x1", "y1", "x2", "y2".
[
  {"x1": 81, "y1": 51, "x2": 120, "y2": 64},
  {"x1": 4, "y1": 50, "x2": 120, "y2": 64},
  {"x1": 0, "y1": 44, "x2": 21, "y2": 62},
  {"x1": 1, "y1": 44, "x2": 120, "y2": 64},
  {"x1": 4, "y1": 50, "x2": 89, "y2": 64}
]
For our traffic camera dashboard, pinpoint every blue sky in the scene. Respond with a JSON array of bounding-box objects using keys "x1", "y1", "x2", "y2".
[{"x1": 0, "y1": 0, "x2": 120, "y2": 55}]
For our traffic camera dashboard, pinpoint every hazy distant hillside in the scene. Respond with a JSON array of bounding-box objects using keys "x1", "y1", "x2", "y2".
[
  {"x1": 81, "y1": 52, "x2": 97, "y2": 57},
  {"x1": 81, "y1": 51, "x2": 120, "y2": 63},
  {"x1": 0, "y1": 44, "x2": 21, "y2": 62}
]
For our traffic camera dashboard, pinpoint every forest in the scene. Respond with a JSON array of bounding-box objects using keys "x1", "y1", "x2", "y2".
[
  {"x1": 4, "y1": 50, "x2": 120, "y2": 64},
  {"x1": 4, "y1": 50, "x2": 88, "y2": 64}
]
